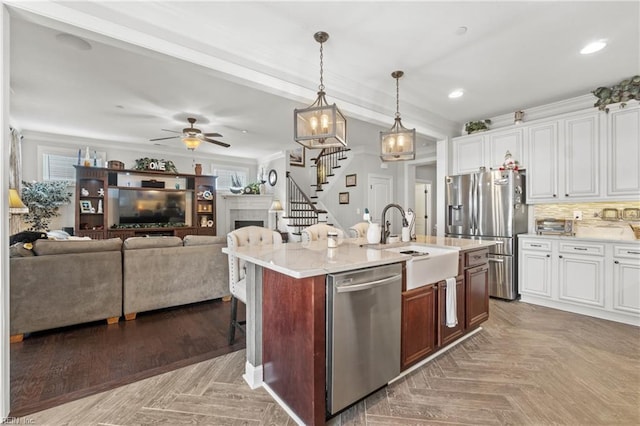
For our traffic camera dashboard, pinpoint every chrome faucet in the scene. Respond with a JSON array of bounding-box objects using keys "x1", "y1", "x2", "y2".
[{"x1": 380, "y1": 203, "x2": 408, "y2": 244}]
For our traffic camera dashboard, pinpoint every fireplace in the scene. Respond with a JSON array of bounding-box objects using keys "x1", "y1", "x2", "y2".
[
  {"x1": 235, "y1": 220, "x2": 264, "y2": 229},
  {"x1": 222, "y1": 194, "x2": 273, "y2": 234}
]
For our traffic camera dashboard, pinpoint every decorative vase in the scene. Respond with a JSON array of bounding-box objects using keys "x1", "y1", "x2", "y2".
[
  {"x1": 259, "y1": 183, "x2": 266, "y2": 194},
  {"x1": 367, "y1": 222, "x2": 381, "y2": 244},
  {"x1": 194, "y1": 163, "x2": 202, "y2": 175}
]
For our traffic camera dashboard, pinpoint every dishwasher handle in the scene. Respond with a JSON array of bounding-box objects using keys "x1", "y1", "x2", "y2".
[{"x1": 335, "y1": 274, "x2": 401, "y2": 293}]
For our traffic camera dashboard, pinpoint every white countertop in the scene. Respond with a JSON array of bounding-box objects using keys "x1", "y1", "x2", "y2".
[
  {"x1": 223, "y1": 236, "x2": 495, "y2": 279},
  {"x1": 519, "y1": 233, "x2": 640, "y2": 245}
]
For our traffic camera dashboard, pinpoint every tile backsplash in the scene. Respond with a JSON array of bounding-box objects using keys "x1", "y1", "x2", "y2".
[{"x1": 534, "y1": 201, "x2": 640, "y2": 240}]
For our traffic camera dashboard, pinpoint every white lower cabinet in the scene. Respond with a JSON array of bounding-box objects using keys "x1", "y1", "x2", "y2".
[
  {"x1": 519, "y1": 236, "x2": 639, "y2": 326},
  {"x1": 519, "y1": 240, "x2": 553, "y2": 298},
  {"x1": 558, "y1": 252, "x2": 604, "y2": 307},
  {"x1": 612, "y1": 245, "x2": 640, "y2": 315}
]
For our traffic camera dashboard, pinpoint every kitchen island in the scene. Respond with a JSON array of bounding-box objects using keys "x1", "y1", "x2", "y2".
[{"x1": 223, "y1": 236, "x2": 494, "y2": 425}]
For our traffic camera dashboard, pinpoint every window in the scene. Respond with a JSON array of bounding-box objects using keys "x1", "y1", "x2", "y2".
[
  {"x1": 213, "y1": 168, "x2": 248, "y2": 191},
  {"x1": 42, "y1": 153, "x2": 77, "y2": 182},
  {"x1": 39, "y1": 146, "x2": 105, "y2": 182}
]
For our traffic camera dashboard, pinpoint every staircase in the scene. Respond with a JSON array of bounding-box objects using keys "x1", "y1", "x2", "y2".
[
  {"x1": 284, "y1": 147, "x2": 350, "y2": 237},
  {"x1": 310, "y1": 147, "x2": 350, "y2": 196},
  {"x1": 284, "y1": 171, "x2": 327, "y2": 236}
]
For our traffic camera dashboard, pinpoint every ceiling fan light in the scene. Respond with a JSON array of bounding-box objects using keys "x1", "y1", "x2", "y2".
[{"x1": 183, "y1": 136, "x2": 202, "y2": 150}]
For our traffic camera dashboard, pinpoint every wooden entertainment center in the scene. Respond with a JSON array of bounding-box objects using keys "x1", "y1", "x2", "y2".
[{"x1": 74, "y1": 165, "x2": 217, "y2": 239}]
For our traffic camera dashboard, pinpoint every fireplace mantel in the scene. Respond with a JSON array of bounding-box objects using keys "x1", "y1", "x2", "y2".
[{"x1": 222, "y1": 194, "x2": 274, "y2": 233}]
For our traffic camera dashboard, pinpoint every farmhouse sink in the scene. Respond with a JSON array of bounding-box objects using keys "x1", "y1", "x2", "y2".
[{"x1": 384, "y1": 245, "x2": 460, "y2": 290}]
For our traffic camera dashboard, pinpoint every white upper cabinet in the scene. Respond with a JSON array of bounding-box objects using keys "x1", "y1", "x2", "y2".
[
  {"x1": 451, "y1": 134, "x2": 485, "y2": 174},
  {"x1": 450, "y1": 128, "x2": 523, "y2": 175},
  {"x1": 607, "y1": 103, "x2": 640, "y2": 197},
  {"x1": 527, "y1": 122, "x2": 559, "y2": 201},
  {"x1": 561, "y1": 111, "x2": 601, "y2": 199},
  {"x1": 452, "y1": 101, "x2": 639, "y2": 203},
  {"x1": 487, "y1": 129, "x2": 524, "y2": 171}
]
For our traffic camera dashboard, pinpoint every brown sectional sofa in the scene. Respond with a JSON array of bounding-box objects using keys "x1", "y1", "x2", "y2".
[{"x1": 9, "y1": 235, "x2": 229, "y2": 342}]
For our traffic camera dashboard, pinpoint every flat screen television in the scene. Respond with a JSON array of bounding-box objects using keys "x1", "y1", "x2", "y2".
[{"x1": 118, "y1": 189, "x2": 186, "y2": 225}]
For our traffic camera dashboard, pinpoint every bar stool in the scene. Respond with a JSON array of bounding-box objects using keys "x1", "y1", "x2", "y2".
[
  {"x1": 226, "y1": 226, "x2": 282, "y2": 344},
  {"x1": 300, "y1": 223, "x2": 344, "y2": 243}
]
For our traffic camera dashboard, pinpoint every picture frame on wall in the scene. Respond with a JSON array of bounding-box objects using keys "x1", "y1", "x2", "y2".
[
  {"x1": 345, "y1": 174, "x2": 357, "y2": 187},
  {"x1": 289, "y1": 146, "x2": 305, "y2": 167},
  {"x1": 79, "y1": 200, "x2": 93, "y2": 213},
  {"x1": 339, "y1": 192, "x2": 349, "y2": 204}
]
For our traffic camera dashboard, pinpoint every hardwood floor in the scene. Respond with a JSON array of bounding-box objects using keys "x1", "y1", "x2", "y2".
[
  {"x1": 13, "y1": 299, "x2": 640, "y2": 425},
  {"x1": 9, "y1": 298, "x2": 245, "y2": 418}
]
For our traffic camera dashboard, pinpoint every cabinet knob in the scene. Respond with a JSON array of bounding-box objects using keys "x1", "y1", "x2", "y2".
[
  {"x1": 559, "y1": 255, "x2": 563, "y2": 258},
  {"x1": 614, "y1": 260, "x2": 619, "y2": 264},
  {"x1": 565, "y1": 194, "x2": 569, "y2": 197},
  {"x1": 546, "y1": 254, "x2": 550, "y2": 257},
  {"x1": 553, "y1": 194, "x2": 557, "y2": 198}
]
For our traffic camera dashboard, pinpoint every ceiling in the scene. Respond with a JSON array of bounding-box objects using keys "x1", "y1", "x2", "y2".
[{"x1": 7, "y1": 1, "x2": 639, "y2": 161}]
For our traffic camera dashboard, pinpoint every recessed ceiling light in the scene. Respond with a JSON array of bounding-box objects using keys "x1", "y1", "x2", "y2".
[
  {"x1": 448, "y1": 89, "x2": 464, "y2": 99},
  {"x1": 580, "y1": 40, "x2": 606, "y2": 55},
  {"x1": 241, "y1": 130, "x2": 248, "y2": 134}
]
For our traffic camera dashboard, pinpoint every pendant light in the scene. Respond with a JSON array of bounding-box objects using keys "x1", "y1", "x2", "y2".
[
  {"x1": 294, "y1": 31, "x2": 347, "y2": 149},
  {"x1": 380, "y1": 70, "x2": 415, "y2": 161}
]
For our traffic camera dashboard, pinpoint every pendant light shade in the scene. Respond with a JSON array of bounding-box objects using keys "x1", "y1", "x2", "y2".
[
  {"x1": 380, "y1": 71, "x2": 415, "y2": 162},
  {"x1": 294, "y1": 31, "x2": 347, "y2": 149}
]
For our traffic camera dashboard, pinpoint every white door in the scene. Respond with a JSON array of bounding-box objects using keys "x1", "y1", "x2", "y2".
[
  {"x1": 368, "y1": 175, "x2": 392, "y2": 225},
  {"x1": 414, "y1": 182, "x2": 432, "y2": 236}
]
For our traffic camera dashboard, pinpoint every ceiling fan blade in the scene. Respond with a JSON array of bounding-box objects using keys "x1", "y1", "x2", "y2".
[
  {"x1": 203, "y1": 132, "x2": 223, "y2": 137},
  {"x1": 161, "y1": 129, "x2": 182, "y2": 134},
  {"x1": 150, "y1": 135, "x2": 180, "y2": 141},
  {"x1": 204, "y1": 137, "x2": 230, "y2": 148}
]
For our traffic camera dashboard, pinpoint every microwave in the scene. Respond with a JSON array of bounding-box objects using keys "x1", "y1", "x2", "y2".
[{"x1": 535, "y1": 218, "x2": 574, "y2": 236}]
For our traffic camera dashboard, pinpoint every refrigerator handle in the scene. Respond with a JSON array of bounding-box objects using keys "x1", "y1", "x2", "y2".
[{"x1": 471, "y1": 174, "x2": 478, "y2": 235}]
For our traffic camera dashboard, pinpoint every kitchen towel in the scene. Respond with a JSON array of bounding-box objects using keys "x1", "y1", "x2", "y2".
[{"x1": 445, "y1": 277, "x2": 458, "y2": 328}]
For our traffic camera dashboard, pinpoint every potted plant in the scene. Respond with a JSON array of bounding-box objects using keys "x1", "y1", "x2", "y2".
[
  {"x1": 464, "y1": 119, "x2": 492, "y2": 134},
  {"x1": 20, "y1": 180, "x2": 72, "y2": 231},
  {"x1": 592, "y1": 75, "x2": 640, "y2": 112}
]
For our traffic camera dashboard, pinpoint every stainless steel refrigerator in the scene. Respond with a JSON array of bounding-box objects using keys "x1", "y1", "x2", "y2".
[{"x1": 445, "y1": 170, "x2": 527, "y2": 300}]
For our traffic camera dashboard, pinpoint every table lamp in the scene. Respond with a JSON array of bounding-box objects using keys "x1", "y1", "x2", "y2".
[{"x1": 269, "y1": 199, "x2": 284, "y2": 232}]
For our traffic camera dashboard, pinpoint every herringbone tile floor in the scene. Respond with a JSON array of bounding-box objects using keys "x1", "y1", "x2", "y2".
[{"x1": 16, "y1": 300, "x2": 640, "y2": 425}]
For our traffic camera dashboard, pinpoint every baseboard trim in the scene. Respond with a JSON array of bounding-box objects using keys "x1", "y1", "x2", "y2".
[
  {"x1": 389, "y1": 327, "x2": 483, "y2": 384},
  {"x1": 243, "y1": 361, "x2": 263, "y2": 389}
]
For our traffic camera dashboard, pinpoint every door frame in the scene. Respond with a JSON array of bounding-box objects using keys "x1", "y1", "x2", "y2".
[
  {"x1": 367, "y1": 173, "x2": 393, "y2": 221},
  {"x1": 414, "y1": 180, "x2": 432, "y2": 236}
]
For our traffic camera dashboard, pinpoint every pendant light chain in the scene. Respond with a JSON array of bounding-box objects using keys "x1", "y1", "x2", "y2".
[
  {"x1": 318, "y1": 41, "x2": 325, "y2": 91},
  {"x1": 395, "y1": 76, "x2": 401, "y2": 119}
]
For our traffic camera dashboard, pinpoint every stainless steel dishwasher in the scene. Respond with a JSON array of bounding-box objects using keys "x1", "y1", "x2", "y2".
[{"x1": 326, "y1": 262, "x2": 402, "y2": 415}]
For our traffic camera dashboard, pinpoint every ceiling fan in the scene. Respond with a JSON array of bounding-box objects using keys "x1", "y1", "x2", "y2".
[{"x1": 150, "y1": 117, "x2": 230, "y2": 150}]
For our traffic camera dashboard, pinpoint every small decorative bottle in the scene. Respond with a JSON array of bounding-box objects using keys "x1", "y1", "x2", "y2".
[{"x1": 83, "y1": 146, "x2": 91, "y2": 167}]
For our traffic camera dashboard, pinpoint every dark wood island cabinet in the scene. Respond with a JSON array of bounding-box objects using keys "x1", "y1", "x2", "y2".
[{"x1": 400, "y1": 246, "x2": 490, "y2": 371}]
